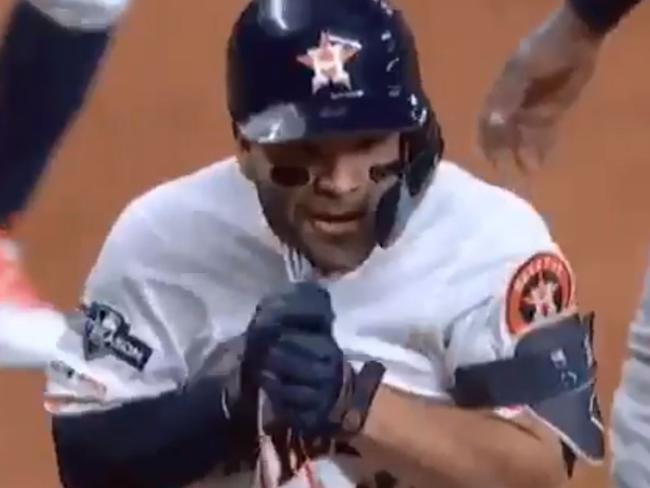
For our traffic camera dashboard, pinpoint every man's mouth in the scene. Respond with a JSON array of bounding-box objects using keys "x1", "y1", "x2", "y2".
[{"x1": 307, "y1": 210, "x2": 366, "y2": 235}]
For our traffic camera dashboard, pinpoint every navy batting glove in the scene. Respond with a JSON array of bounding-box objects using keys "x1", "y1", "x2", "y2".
[
  {"x1": 256, "y1": 282, "x2": 386, "y2": 439},
  {"x1": 223, "y1": 282, "x2": 333, "y2": 414}
]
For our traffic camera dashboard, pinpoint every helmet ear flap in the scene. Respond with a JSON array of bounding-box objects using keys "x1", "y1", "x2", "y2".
[
  {"x1": 402, "y1": 112, "x2": 444, "y2": 197},
  {"x1": 373, "y1": 111, "x2": 444, "y2": 248},
  {"x1": 374, "y1": 182, "x2": 402, "y2": 247}
]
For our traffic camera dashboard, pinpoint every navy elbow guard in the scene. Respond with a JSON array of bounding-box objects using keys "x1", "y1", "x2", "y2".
[
  {"x1": 0, "y1": 1, "x2": 112, "y2": 223},
  {"x1": 451, "y1": 313, "x2": 604, "y2": 465},
  {"x1": 567, "y1": 0, "x2": 643, "y2": 35}
]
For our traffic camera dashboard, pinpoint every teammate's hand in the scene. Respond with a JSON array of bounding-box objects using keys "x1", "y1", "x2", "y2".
[
  {"x1": 477, "y1": 4, "x2": 603, "y2": 171},
  {"x1": 253, "y1": 282, "x2": 385, "y2": 439}
]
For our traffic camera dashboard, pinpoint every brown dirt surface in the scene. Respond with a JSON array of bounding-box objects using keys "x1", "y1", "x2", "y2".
[{"x1": 1, "y1": 1, "x2": 649, "y2": 486}]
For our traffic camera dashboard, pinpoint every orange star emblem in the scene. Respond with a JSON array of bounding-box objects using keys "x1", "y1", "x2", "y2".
[{"x1": 297, "y1": 32, "x2": 360, "y2": 93}]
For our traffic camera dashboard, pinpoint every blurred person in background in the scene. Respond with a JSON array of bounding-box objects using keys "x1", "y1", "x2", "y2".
[{"x1": 477, "y1": 1, "x2": 646, "y2": 486}]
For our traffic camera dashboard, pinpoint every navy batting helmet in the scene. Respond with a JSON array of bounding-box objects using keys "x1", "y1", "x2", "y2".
[{"x1": 226, "y1": 0, "x2": 444, "y2": 247}]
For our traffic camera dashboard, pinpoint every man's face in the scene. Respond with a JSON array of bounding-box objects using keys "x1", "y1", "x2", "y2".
[{"x1": 241, "y1": 133, "x2": 402, "y2": 274}]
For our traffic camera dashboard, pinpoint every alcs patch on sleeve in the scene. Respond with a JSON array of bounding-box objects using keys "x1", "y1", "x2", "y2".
[
  {"x1": 82, "y1": 302, "x2": 153, "y2": 371},
  {"x1": 506, "y1": 252, "x2": 576, "y2": 336}
]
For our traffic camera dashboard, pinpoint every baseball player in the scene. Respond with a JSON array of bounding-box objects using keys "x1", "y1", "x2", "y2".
[
  {"x1": 0, "y1": 0, "x2": 130, "y2": 368},
  {"x1": 477, "y1": 1, "x2": 647, "y2": 487},
  {"x1": 45, "y1": 1, "x2": 604, "y2": 487}
]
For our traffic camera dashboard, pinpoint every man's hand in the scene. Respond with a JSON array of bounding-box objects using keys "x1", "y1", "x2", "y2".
[
  {"x1": 477, "y1": 4, "x2": 604, "y2": 171},
  {"x1": 248, "y1": 282, "x2": 385, "y2": 439}
]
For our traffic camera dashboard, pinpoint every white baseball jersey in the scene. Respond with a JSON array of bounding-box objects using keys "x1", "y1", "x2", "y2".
[
  {"x1": 611, "y1": 257, "x2": 650, "y2": 488},
  {"x1": 45, "y1": 157, "x2": 578, "y2": 487}
]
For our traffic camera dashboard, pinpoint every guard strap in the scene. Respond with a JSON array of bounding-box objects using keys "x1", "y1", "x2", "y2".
[
  {"x1": 452, "y1": 313, "x2": 595, "y2": 408},
  {"x1": 451, "y1": 313, "x2": 604, "y2": 462}
]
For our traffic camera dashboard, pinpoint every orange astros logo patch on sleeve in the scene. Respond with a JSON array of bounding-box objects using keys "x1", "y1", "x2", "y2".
[{"x1": 506, "y1": 252, "x2": 576, "y2": 336}]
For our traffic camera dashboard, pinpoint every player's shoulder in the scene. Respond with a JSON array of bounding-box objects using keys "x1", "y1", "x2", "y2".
[
  {"x1": 114, "y1": 156, "x2": 260, "y2": 237},
  {"x1": 441, "y1": 160, "x2": 548, "y2": 230},
  {"x1": 401, "y1": 160, "x2": 569, "y2": 310},
  {"x1": 414, "y1": 160, "x2": 552, "y2": 252},
  {"x1": 402, "y1": 161, "x2": 579, "y2": 354},
  {"x1": 91, "y1": 156, "x2": 271, "y2": 274},
  {"x1": 123, "y1": 155, "x2": 253, "y2": 220}
]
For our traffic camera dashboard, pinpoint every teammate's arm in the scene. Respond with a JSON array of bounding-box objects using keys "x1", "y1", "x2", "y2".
[
  {"x1": 477, "y1": 0, "x2": 643, "y2": 169},
  {"x1": 0, "y1": 0, "x2": 127, "y2": 226}
]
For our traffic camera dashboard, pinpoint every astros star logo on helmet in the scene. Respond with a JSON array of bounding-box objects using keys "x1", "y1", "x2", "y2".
[{"x1": 297, "y1": 31, "x2": 361, "y2": 94}]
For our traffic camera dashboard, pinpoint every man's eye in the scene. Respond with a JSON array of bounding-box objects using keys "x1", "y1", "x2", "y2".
[
  {"x1": 369, "y1": 160, "x2": 403, "y2": 182},
  {"x1": 270, "y1": 166, "x2": 311, "y2": 187},
  {"x1": 355, "y1": 137, "x2": 381, "y2": 151},
  {"x1": 298, "y1": 143, "x2": 321, "y2": 158}
]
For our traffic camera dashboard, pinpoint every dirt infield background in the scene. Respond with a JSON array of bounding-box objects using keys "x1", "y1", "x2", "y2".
[{"x1": 0, "y1": 0, "x2": 649, "y2": 486}]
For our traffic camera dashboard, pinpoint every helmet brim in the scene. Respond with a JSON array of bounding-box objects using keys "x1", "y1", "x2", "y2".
[{"x1": 237, "y1": 95, "x2": 426, "y2": 144}]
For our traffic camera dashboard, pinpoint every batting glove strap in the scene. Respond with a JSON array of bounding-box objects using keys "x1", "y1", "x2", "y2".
[{"x1": 329, "y1": 360, "x2": 386, "y2": 438}]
